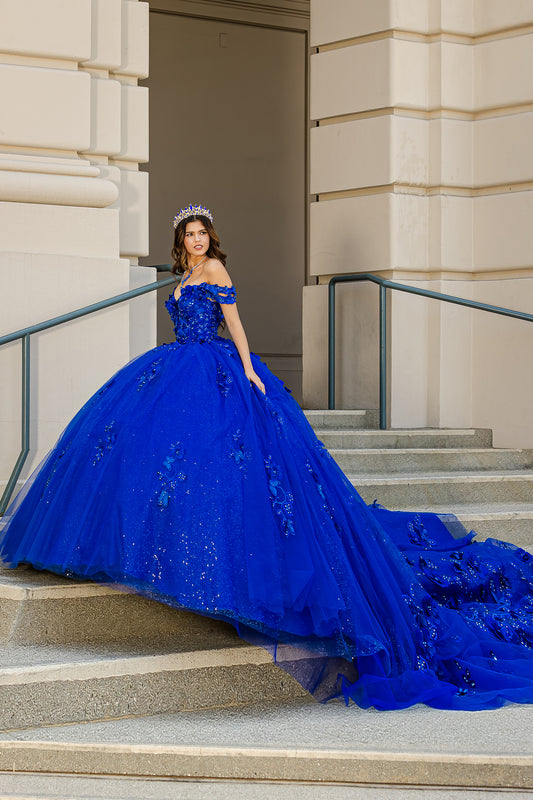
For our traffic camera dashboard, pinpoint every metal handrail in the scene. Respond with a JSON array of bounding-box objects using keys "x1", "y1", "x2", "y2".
[
  {"x1": 328, "y1": 273, "x2": 533, "y2": 429},
  {"x1": 4, "y1": 267, "x2": 531, "y2": 512},
  {"x1": 0, "y1": 264, "x2": 175, "y2": 514}
]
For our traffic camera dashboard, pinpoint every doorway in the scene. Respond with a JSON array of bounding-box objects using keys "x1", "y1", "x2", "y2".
[{"x1": 144, "y1": 9, "x2": 307, "y2": 398}]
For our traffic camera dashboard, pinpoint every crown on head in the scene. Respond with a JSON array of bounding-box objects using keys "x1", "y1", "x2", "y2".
[{"x1": 173, "y1": 204, "x2": 213, "y2": 229}]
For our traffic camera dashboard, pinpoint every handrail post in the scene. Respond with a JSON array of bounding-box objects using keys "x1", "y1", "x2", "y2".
[
  {"x1": 0, "y1": 334, "x2": 31, "y2": 515},
  {"x1": 0, "y1": 273, "x2": 176, "y2": 515},
  {"x1": 379, "y1": 284, "x2": 387, "y2": 430},
  {"x1": 328, "y1": 280, "x2": 336, "y2": 410},
  {"x1": 22, "y1": 333, "x2": 30, "y2": 459}
]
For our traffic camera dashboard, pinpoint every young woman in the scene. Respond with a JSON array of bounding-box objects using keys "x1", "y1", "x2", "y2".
[{"x1": 1, "y1": 204, "x2": 532, "y2": 711}]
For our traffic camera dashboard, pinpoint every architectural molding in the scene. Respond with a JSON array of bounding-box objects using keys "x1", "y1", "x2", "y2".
[
  {"x1": 0, "y1": 154, "x2": 100, "y2": 178},
  {"x1": 0, "y1": 171, "x2": 118, "y2": 207},
  {"x1": 150, "y1": 0, "x2": 309, "y2": 28},
  {"x1": 317, "y1": 268, "x2": 533, "y2": 284},
  {"x1": 0, "y1": 145, "x2": 79, "y2": 159},
  {"x1": 317, "y1": 104, "x2": 533, "y2": 126},
  {"x1": 317, "y1": 182, "x2": 533, "y2": 202},
  {"x1": 0, "y1": 155, "x2": 118, "y2": 207},
  {"x1": 189, "y1": 0, "x2": 308, "y2": 16},
  {"x1": 316, "y1": 24, "x2": 533, "y2": 52},
  {"x1": 0, "y1": 53, "x2": 77, "y2": 70},
  {"x1": 153, "y1": 0, "x2": 308, "y2": 17}
]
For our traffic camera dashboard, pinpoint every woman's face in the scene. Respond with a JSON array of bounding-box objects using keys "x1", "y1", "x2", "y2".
[{"x1": 183, "y1": 220, "x2": 210, "y2": 259}]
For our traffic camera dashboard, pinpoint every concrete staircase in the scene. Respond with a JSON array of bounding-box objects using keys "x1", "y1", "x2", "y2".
[
  {"x1": 307, "y1": 410, "x2": 533, "y2": 552},
  {"x1": 0, "y1": 409, "x2": 531, "y2": 797},
  {"x1": 0, "y1": 568, "x2": 306, "y2": 730}
]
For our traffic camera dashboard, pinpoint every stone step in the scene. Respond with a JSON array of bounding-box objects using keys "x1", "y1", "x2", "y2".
[
  {"x1": 0, "y1": 701, "x2": 530, "y2": 794},
  {"x1": 304, "y1": 409, "x2": 378, "y2": 429},
  {"x1": 0, "y1": 409, "x2": 530, "y2": 742},
  {"x1": 0, "y1": 643, "x2": 305, "y2": 730},
  {"x1": 331, "y1": 447, "x2": 533, "y2": 473},
  {"x1": 316, "y1": 427, "x2": 493, "y2": 449},
  {"x1": 0, "y1": 566, "x2": 238, "y2": 647},
  {"x1": 443, "y1": 506, "x2": 533, "y2": 550},
  {"x1": 351, "y1": 471, "x2": 533, "y2": 509}
]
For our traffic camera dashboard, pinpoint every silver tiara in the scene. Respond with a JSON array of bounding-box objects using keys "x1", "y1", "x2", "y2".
[{"x1": 173, "y1": 204, "x2": 213, "y2": 229}]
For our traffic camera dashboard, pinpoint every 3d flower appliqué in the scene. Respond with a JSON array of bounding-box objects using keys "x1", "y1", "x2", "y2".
[
  {"x1": 137, "y1": 358, "x2": 163, "y2": 390},
  {"x1": 154, "y1": 441, "x2": 187, "y2": 509},
  {"x1": 93, "y1": 422, "x2": 117, "y2": 466},
  {"x1": 264, "y1": 455, "x2": 295, "y2": 536}
]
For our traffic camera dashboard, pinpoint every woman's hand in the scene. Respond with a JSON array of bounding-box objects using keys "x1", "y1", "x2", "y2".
[{"x1": 245, "y1": 368, "x2": 265, "y2": 394}]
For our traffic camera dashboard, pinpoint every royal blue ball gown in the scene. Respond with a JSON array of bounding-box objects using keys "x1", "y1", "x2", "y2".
[{"x1": 1, "y1": 282, "x2": 532, "y2": 711}]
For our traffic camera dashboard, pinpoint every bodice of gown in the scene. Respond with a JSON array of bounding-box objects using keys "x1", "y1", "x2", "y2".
[{"x1": 165, "y1": 283, "x2": 237, "y2": 344}]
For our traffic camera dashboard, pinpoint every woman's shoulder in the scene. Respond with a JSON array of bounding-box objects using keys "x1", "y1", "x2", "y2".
[
  {"x1": 203, "y1": 259, "x2": 233, "y2": 287},
  {"x1": 201, "y1": 261, "x2": 236, "y2": 304}
]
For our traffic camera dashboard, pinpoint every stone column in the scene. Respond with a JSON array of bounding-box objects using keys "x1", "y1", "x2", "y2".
[
  {"x1": 0, "y1": 0, "x2": 151, "y2": 480},
  {"x1": 306, "y1": 0, "x2": 533, "y2": 446}
]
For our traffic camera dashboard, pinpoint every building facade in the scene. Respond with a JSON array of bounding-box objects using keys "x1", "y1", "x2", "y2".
[
  {"x1": 1, "y1": 0, "x2": 532, "y2": 488},
  {"x1": 0, "y1": 0, "x2": 152, "y2": 478},
  {"x1": 305, "y1": 0, "x2": 533, "y2": 450}
]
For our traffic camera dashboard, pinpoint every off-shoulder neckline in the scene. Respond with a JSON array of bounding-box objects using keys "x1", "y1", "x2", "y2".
[{"x1": 171, "y1": 282, "x2": 235, "y2": 302}]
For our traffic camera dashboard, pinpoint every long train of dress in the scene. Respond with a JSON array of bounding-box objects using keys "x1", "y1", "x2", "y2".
[{"x1": 0, "y1": 283, "x2": 532, "y2": 710}]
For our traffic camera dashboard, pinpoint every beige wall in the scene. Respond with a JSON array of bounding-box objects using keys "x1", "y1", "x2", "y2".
[
  {"x1": 4, "y1": 0, "x2": 532, "y2": 479},
  {"x1": 0, "y1": 0, "x2": 309, "y2": 493},
  {"x1": 0, "y1": 0, "x2": 152, "y2": 480},
  {"x1": 306, "y1": 0, "x2": 533, "y2": 446},
  {"x1": 144, "y1": 8, "x2": 307, "y2": 399}
]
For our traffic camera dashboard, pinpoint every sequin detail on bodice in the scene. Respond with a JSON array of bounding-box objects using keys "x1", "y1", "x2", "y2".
[{"x1": 165, "y1": 283, "x2": 237, "y2": 344}]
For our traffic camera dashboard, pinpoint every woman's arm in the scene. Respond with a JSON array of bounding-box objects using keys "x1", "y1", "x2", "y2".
[{"x1": 204, "y1": 260, "x2": 266, "y2": 394}]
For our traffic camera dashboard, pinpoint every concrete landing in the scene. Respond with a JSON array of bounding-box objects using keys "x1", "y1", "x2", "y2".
[
  {"x1": 0, "y1": 773, "x2": 529, "y2": 799},
  {"x1": 0, "y1": 700, "x2": 531, "y2": 792}
]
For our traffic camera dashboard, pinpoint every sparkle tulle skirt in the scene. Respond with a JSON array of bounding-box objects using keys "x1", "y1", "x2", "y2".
[{"x1": 1, "y1": 336, "x2": 532, "y2": 710}]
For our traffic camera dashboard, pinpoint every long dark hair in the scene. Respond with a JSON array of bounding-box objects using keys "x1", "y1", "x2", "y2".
[{"x1": 171, "y1": 215, "x2": 227, "y2": 276}]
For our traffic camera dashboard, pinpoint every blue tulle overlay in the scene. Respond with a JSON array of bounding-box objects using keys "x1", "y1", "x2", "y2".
[{"x1": 1, "y1": 283, "x2": 532, "y2": 711}]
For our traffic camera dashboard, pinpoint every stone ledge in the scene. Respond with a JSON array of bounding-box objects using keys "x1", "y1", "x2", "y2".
[
  {"x1": 0, "y1": 645, "x2": 269, "y2": 687},
  {"x1": 0, "y1": 739, "x2": 529, "y2": 789},
  {"x1": 0, "y1": 653, "x2": 306, "y2": 729}
]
